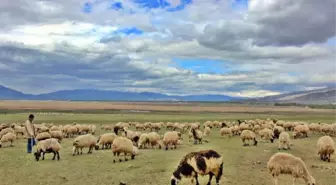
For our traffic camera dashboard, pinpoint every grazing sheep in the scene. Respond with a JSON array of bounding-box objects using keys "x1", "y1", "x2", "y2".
[
  {"x1": 65, "y1": 125, "x2": 78, "y2": 138},
  {"x1": 240, "y1": 130, "x2": 258, "y2": 146},
  {"x1": 138, "y1": 133, "x2": 150, "y2": 149},
  {"x1": 34, "y1": 138, "x2": 61, "y2": 161},
  {"x1": 35, "y1": 132, "x2": 52, "y2": 142},
  {"x1": 170, "y1": 149, "x2": 223, "y2": 185},
  {"x1": 122, "y1": 128, "x2": 141, "y2": 146},
  {"x1": 72, "y1": 134, "x2": 96, "y2": 156},
  {"x1": 203, "y1": 126, "x2": 211, "y2": 137},
  {"x1": 147, "y1": 132, "x2": 161, "y2": 149},
  {"x1": 0, "y1": 128, "x2": 15, "y2": 139},
  {"x1": 0, "y1": 132, "x2": 17, "y2": 148},
  {"x1": 78, "y1": 125, "x2": 90, "y2": 135},
  {"x1": 259, "y1": 128, "x2": 274, "y2": 143},
  {"x1": 267, "y1": 152, "x2": 315, "y2": 185},
  {"x1": 112, "y1": 137, "x2": 139, "y2": 163},
  {"x1": 191, "y1": 128, "x2": 203, "y2": 145},
  {"x1": 293, "y1": 124, "x2": 309, "y2": 139},
  {"x1": 49, "y1": 131, "x2": 63, "y2": 143},
  {"x1": 317, "y1": 136, "x2": 335, "y2": 162},
  {"x1": 220, "y1": 127, "x2": 232, "y2": 137},
  {"x1": 89, "y1": 125, "x2": 96, "y2": 135},
  {"x1": 13, "y1": 125, "x2": 25, "y2": 136},
  {"x1": 95, "y1": 133, "x2": 118, "y2": 150},
  {"x1": 49, "y1": 125, "x2": 61, "y2": 132},
  {"x1": 163, "y1": 131, "x2": 180, "y2": 150},
  {"x1": 231, "y1": 125, "x2": 240, "y2": 135},
  {"x1": 278, "y1": 132, "x2": 291, "y2": 150}
]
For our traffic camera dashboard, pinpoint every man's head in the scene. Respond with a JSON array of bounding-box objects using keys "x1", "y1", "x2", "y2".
[{"x1": 29, "y1": 114, "x2": 34, "y2": 122}]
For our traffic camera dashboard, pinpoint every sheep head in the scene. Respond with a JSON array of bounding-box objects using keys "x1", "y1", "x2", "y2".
[{"x1": 34, "y1": 150, "x2": 41, "y2": 161}]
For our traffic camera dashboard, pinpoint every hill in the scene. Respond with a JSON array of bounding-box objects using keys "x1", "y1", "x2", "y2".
[{"x1": 0, "y1": 85, "x2": 238, "y2": 102}]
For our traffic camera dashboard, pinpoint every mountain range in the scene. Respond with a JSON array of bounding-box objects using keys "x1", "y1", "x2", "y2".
[
  {"x1": 0, "y1": 85, "x2": 335, "y2": 104},
  {"x1": 0, "y1": 85, "x2": 238, "y2": 102}
]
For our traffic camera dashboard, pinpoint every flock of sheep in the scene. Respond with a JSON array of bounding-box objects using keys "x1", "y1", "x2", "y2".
[{"x1": 0, "y1": 118, "x2": 335, "y2": 185}]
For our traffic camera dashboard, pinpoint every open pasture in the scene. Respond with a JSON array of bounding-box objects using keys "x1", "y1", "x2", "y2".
[{"x1": 0, "y1": 102, "x2": 335, "y2": 185}]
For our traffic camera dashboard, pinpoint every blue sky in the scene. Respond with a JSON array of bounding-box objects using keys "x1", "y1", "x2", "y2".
[{"x1": 0, "y1": 0, "x2": 335, "y2": 97}]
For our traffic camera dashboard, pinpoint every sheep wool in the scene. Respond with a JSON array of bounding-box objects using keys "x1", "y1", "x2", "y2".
[
  {"x1": 72, "y1": 134, "x2": 96, "y2": 156},
  {"x1": 35, "y1": 132, "x2": 52, "y2": 142},
  {"x1": 317, "y1": 135, "x2": 335, "y2": 162},
  {"x1": 170, "y1": 149, "x2": 223, "y2": 185},
  {"x1": 267, "y1": 152, "x2": 315, "y2": 185},
  {"x1": 112, "y1": 136, "x2": 139, "y2": 163},
  {"x1": 0, "y1": 128, "x2": 15, "y2": 139},
  {"x1": 0, "y1": 132, "x2": 17, "y2": 148},
  {"x1": 49, "y1": 131, "x2": 63, "y2": 143},
  {"x1": 278, "y1": 132, "x2": 291, "y2": 150},
  {"x1": 34, "y1": 138, "x2": 61, "y2": 161}
]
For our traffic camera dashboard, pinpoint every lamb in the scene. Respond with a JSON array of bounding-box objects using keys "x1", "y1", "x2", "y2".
[
  {"x1": 240, "y1": 130, "x2": 258, "y2": 146},
  {"x1": 278, "y1": 132, "x2": 291, "y2": 150},
  {"x1": 220, "y1": 127, "x2": 232, "y2": 137},
  {"x1": 35, "y1": 132, "x2": 52, "y2": 142},
  {"x1": 72, "y1": 134, "x2": 96, "y2": 156},
  {"x1": 170, "y1": 149, "x2": 224, "y2": 185},
  {"x1": 0, "y1": 132, "x2": 17, "y2": 148},
  {"x1": 34, "y1": 138, "x2": 61, "y2": 161},
  {"x1": 267, "y1": 152, "x2": 315, "y2": 185},
  {"x1": 317, "y1": 135, "x2": 335, "y2": 162},
  {"x1": 95, "y1": 133, "x2": 118, "y2": 150},
  {"x1": 49, "y1": 130, "x2": 63, "y2": 143},
  {"x1": 112, "y1": 136, "x2": 139, "y2": 163},
  {"x1": 163, "y1": 131, "x2": 180, "y2": 150}
]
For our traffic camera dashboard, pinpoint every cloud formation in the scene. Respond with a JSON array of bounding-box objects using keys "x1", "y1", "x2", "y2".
[{"x1": 0, "y1": 0, "x2": 335, "y2": 97}]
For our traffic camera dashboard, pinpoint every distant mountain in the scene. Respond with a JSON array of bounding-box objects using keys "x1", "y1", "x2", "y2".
[
  {"x1": 246, "y1": 88, "x2": 336, "y2": 104},
  {"x1": 0, "y1": 85, "x2": 239, "y2": 102}
]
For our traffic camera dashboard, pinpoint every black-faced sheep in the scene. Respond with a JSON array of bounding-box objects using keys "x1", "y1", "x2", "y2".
[
  {"x1": 317, "y1": 135, "x2": 335, "y2": 162},
  {"x1": 267, "y1": 152, "x2": 315, "y2": 185},
  {"x1": 112, "y1": 136, "x2": 139, "y2": 163},
  {"x1": 240, "y1": 130, "x2": 258, "y2": 146},
  {"x1": 34, "y1": 138, "x2": 61, "y2": 161},
  {"x1": 0, "y1": 132, "x2": 17, "y2": 148},
  {"x1": 170, "y1": 149, "x2": 223, "y2": 185},
  {"x1": 72, "y1": 134, "x2": 96, "y2": 156}
]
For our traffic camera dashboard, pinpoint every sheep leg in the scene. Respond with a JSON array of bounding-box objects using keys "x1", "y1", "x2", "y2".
[
  {"x1": 80, "y1": 148, "x2": 83, "y2": 154},
  {"x1": 52, "y1": 151, "x2": 56, "y2": 160},
  {"x1": 118, "y1": 153, "x2": 122, "y2": 162},
  {"x1": 194, "y1": 174, "x2": 200, "y2": 185},
  {"x1": 207, "y1": 173, "x2": 214, "y2": 185},
  {"x1": 273, "y1": 176, "x2": 278, "y2": 185},
  {"x1": 292, "y1": 178, "x2": 296, "y2": 185},
  {"x1": 57, "y1": 151, "x2": 60, "y2": 160},
  {"x1": 124, "y1": 152, "x2": 128, "y2": 161},
  {"x1": 328, "y1": 154, "x2": 331, "y2": 162},
  {"x1": 42, "y1": 152, "x2": 45, "y2": 160}
]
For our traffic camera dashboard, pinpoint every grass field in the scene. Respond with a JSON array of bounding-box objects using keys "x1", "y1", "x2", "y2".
[{"x1": 0, "y1": 101, "x2": 335, "y2": 185}]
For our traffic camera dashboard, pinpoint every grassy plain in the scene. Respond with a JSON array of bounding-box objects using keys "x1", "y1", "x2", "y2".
[{"x1": 0, "y1": 101, "x2": 335, "y2": 185}]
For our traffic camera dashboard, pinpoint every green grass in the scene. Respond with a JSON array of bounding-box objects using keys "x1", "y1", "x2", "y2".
[{"x1": 0, "y1": 111, "x2": 335, "y2": 185}]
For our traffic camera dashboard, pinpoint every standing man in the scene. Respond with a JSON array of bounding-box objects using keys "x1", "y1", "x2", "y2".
[{"x1": 25, "y1": 114, "x2": 36, "y2": 153}]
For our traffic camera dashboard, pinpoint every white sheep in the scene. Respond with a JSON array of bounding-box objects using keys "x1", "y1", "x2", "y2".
[
  {"x1": 259, "y1": 128, "x2": 274, "y2": 143},
  {"x1": 162, "y1": 131, "x2": 180, "y2": 150},
  {"x1": 317, "y1": 135, "x2": 335, "y2": 162},
  {"x1": 191, "y1": 128, "x2": 203, "y2": 144},
  {"x1": 35, "y1": 132, "x2": 52, "y2": 142},
  {"x1": 112, "y1": 136, "x2": 139, "y2": 163},
  {"x1": 220, "y1": 127, "x2": 232, "y2": 137},
  {"x1": 267, "y1": 152, "x2": 315, "y2": 185},
  {"x1": 49, "y1": 130, "x2": 63, "y2": 143},
  {"x1": 0, "y1": 132, "x2": 17, "y2": 148},
  {"x1": 240, "y1": 130, "x2": 258, "y2": 146},
  {"x1": 0, "y1": 127, "x2": 15, "y2": 139},
  {"x1": 34, "y1": 138, "x2": 61, "y2": 161},
  {"x1": 203, "y1": 126, "x2": 211, "y2": 137},
  {"x1": 95, "y1": 133, "x2": 118, "y2": 150},
  {"x1": 278, "y1": 132, "x2": 291, "y2": 150},
  {"x1": 138, "y1": 133, "x2": 150, "y2": 149},
  {"x1": 170, "y1": 149, "x2": 224, "y2": 185},
  {"x1": 72, "y1": 134, "x2": 96, "y2": 156}
]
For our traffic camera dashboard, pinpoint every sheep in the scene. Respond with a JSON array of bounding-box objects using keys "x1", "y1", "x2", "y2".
[
  {"x1": 34, "y1": 138, "x2": 61, "y2": 161},
  {"x1": 0, "y1": 127, "x2": 15, "y2": 139},
  {"x1": 278, "y1": 132, "x2": 291, "y2": 150},
  {"x1": 231, "y1": 125, "x2": 240, "y2": 135},
  {"x1": 317, "y1": 135, "x2": 335, "y2": 162},
  {"x1": 220, "y1": 127, "x2": 232, "y2": 137},
  {"x1": 78, "y1": 124, "x2": 90, "y2": 135},
  {"x1": 35, "y1": 132, "x2": 52, "y2": 142},
  {"x1": 293, "y1": 125, "x2": 309, "y2": 139},
  {"x1": 203, "y1": 126, "x2": 211, "y2": 137},
  {"x1": 240, "y1": 130, "x2": 258, "y2": 146},
  {"x1": 89, "y1": 125, "x2": 96, "y2": 135},
  {"x1": 65, "y1": 125, "x2": 78, "y2": 138},
  {"x1": 49, "y1": 131, "x2": 63, "y2": 143},
  {"x1": 170, "y1": 149, "x2": 223, "y2": 185},
  {"x1": 112, "y1": 136, "x2": 139, "y2": 163},
  {"x1": 267, "y1": 152, "x2": 315, "y2": 185},
  {"x1": 122, "y1": 128, "x2": 141, "y2": 145},
  {"x1": 146, "y1": 132, "x2": 161, "y2": 149},
  {"x1": 49, "y1": 125, "x2": 61, "y2": 132},
  {"x1": 72, "y1": 134, "x2": 96, "y2": 156},
  {"x1": 95, "y1": 133, "x2": 118, "y2": 150},
  {"x1": 138, "y1": 133, "x2": 150, "y2": 149},
  {"x1": 259, "y1": 128, "x2": 274, "y2": 143},
  {"x1": 162, "y1": 131, "x2": 180, "y2": 150},
  {"x1": 13, "y1": 125, "x2": 25, "y2": 136},
  {"x1": 191, "y1": 128, "x2": 204, "y2": 145},
  {"x1": 0, "y1": 132, "x2": 17, "y2": 148}
]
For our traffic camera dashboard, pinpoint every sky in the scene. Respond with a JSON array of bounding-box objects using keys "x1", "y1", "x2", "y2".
[{"x1": 0, "y1": 0, "x2": 335, "y2": 97}]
